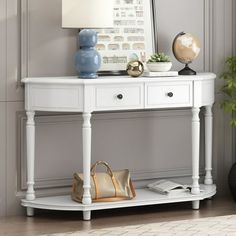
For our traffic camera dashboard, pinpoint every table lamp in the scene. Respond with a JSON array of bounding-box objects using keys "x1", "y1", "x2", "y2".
[{"x1": 62, "y1": 0, "x2": 113, "y2": 78}]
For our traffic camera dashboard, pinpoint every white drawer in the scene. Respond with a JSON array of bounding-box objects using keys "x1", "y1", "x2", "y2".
[
  {"x1": 29, "y1": 85, "x2": 83, "y2": 112},
  {"x1": 145, "y1": 82, "x2": 193, "y2": 108},
  {"x1": 95, "y1": 84, "x2": 144, "y2": 111}
]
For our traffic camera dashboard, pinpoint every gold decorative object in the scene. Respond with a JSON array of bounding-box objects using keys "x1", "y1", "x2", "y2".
[{"x1": 126, "y1": 60, "x2": 144, "y2": 77}]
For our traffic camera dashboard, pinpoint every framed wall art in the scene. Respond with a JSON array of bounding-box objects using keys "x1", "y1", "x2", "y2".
[{"x1": 97, "y1": 0, "x2": 158, "y2": 75}]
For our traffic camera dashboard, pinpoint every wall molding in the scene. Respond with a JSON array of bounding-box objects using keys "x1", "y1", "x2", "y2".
[
  {"x1": 0, "y1": 0, "x2": 7, "y2": 101},
  {"x1": 0, "y1": 103, "x2": 6, "y2": 216},
  {"x1": 204, "y1": 0, "x2": 213, "y2": 72},
  {"x1": 18, "y1": 110, "x2": 204, "y2": 190},
  {"x1": 230, "y1": 0, "x2": 235, "y2": 167},
  {"x1": 233, "y1": 0, "x2": 236, "y2": 56},
  {"x1": 223, "y1": 0, "x2": 235, "y2": 179},
  {"x1": 20, "y1": 0, "x2": 29, "y2": 80}
]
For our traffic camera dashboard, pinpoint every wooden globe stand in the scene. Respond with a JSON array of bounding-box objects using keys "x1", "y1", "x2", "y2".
[{"x1": 179, "y1": 64, "x2": 197, "y2": 75}]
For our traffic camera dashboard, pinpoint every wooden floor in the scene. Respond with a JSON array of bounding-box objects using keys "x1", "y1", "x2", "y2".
[{"x1": 1, "y1": 196, "x2": 236, "y2": 236}]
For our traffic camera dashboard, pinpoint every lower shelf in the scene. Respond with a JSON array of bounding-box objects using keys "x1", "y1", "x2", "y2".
[{"x1": 21, "y1": 184, "x2": 216, "y2": 212}]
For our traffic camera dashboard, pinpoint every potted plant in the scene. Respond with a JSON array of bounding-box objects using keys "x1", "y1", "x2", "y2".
[
  {"x1": 220, "y1": 57, "x2": 236, "y2": 125},
  {"x1": 220, "y1": 56, "x2": 236, "y2": 200},
  {"x1": 146, "y1": 53, "x2": 172, "y2": 72}
]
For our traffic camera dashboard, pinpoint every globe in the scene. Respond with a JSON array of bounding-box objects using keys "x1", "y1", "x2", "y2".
[{"x1": 172, "y1": 32, "x2": 201, "y2": 75}]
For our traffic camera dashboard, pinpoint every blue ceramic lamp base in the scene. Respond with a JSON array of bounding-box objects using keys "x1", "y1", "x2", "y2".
[
  {"x1": 75, "y1": 29, "x2": 101, "y2": 79},
  {"x1": 78, "y1": 72, "x2": 98, "y2": 79}
]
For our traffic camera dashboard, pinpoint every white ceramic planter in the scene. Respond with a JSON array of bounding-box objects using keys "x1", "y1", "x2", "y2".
[{"x1": 146, "y1": 62, "x2": 172, "y2": 72}]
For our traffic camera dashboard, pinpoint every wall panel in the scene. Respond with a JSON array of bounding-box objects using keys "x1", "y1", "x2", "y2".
[
  {"x1": 214, "y1": 0, "x2": 235, "y2": 195},
  {"x1": 21, "y1": 0, "x2": 77, "y2": 78},
  {"x1": 0, "y1": 102, "x2": 6, "y2": 216},
  {"x1": 18, "y1": 111, "x2": 203, "y2": 192},
  {"x1": 156, "y1": 0, "x2": 205, "y2": 72},
  {"x1": 6, "y1": 0, "x2": 23, "y2": 101},
  {"x1": 6, "y1": 102, "x2": 24, "y2": 215},
  {"x1": 0, "y1": 0, "x2": 7, "y2": 101}
]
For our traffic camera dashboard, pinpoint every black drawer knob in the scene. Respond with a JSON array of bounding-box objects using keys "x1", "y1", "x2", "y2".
[
  {"x1": 167, "y1": 92, "x2": 174, "y2": 97},
  {"x1": 117, "y1": 94, "x2": 123, "y2": 100}
]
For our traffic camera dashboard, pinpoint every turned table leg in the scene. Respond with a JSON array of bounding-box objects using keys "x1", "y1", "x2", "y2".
[
  {"x1": 82, "y1": 113, "x2": 92, "y2": 220},
  {"x1": 26, "y1": 111, "x2": 36, "y2": 216},
  {"x1": 191, "y1": 107, "x2": 200, "y2": 196},
  {"x1": 191, "y1": 107, "x2": 201, "y2": 209},
  {"x1": 204, "y1": 105, "x2": 213, "y2": 185}
]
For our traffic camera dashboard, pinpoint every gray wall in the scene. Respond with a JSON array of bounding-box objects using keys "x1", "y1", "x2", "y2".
[{"x1": 0, "y1": 0, "x2": 235, "y2": 216}]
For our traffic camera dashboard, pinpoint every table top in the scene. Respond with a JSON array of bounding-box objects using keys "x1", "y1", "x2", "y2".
[{"x1": 22, "y1": 73, "x2": 216, "y2": 85}]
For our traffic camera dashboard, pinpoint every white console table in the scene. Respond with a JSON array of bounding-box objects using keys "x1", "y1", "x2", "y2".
[{"x1": 21, "y1": 73, "x2": 216, "y2": 220}]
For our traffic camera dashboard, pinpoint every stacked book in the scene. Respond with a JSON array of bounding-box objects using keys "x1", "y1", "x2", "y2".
[{"x1": 143, "y1": 71, "x2": 179, "y2": 77}]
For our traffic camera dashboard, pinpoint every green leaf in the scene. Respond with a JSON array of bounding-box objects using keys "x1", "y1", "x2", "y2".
[
  {"x1": 226, "y1": 57, "x2": 236, "y2": 72},
  {"x1": 230, "y1": 119, "x2": 236, "y2": 127},
  {"x1": 221, "y1": 100, "x2": 236, "y2": 113},
  {"x1": 147, "y1": 53, "x2": 171, "y2": 63}
]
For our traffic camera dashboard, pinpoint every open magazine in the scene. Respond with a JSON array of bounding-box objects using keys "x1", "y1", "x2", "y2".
[{"x1": 147, "y1": 180, "x2": 191, "y2": 195}]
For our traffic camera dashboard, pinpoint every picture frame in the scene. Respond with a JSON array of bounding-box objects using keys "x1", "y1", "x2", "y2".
[{"x1": 97, "y1": 0, "x2": 158, "y2": 76}]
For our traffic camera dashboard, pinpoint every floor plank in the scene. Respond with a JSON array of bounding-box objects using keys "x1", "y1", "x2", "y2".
[{"x1": 0, "y1": 196, "x2": 236, "y2": 236}]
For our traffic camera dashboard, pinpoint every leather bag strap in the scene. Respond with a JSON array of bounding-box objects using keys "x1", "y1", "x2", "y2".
[
  {"x1": 92, "y1": 174, "x2": 99, "y2": 200},
  {"x1": 91, "y1": 161, "x2": 122, "y2": 199},
  {"x1": 91, "y1": 161, "x2": 113, "y2": 177},
  {"x1": 129, "y1": 179, "x2": 136, "y2": 198},
  {"x1": 111, "y1": 175, "x2": 121, "y2": 197}
]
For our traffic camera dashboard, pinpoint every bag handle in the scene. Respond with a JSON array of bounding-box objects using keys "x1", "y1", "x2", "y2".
[
  {"x1": 91, "y1": 161, "x2": 122, "y2": 200},
  {"x1": 90, "y1": 161, "x2": 114, "y2": 177}
]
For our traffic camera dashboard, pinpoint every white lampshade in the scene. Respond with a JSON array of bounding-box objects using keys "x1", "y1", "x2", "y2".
[{"x1": 62, "y1": 0, "x2": 114, "y2": 28}]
